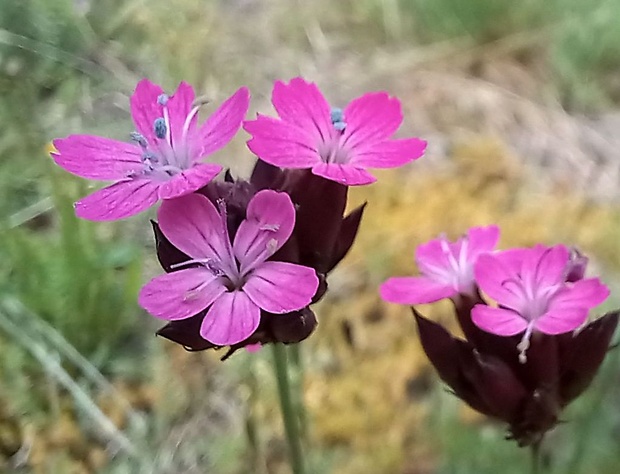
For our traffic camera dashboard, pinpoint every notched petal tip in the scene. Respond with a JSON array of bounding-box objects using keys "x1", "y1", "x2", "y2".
[{"x1": 311, "y1": 162, "x2": 377, "y2": 186}]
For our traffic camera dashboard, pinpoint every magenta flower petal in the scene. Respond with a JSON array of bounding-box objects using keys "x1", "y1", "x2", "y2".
[
  {"x1": 271, "y1": 78, "x2": 332, "y2": 141},
  {"x1": 233, "y1": 190, "x2": 296, "y2": 272},
  {"x1": 201, "y1": 290, "x2": 260, "y2": 345},
  {"x1": 54, "y1": 79, "x2": 247, "y2": 221},
  {"x1": 244, "y1": 77, "x2": 426, "y2": 186},
  {"x1": 244, "y1": 116, "x2": 319, "y2": 168},
  {"x1": 472, "y1": 305, "x2": 528, "y2": 336},
  {"x1": 413, "y1": 226, "x2": 499, "y2": 280},
  {"x1": 158, "y1": 193, "x2": 232, "y2": 263},
  {"x1": 351, "y1": 138, "x2": 427, "y2": 168},
  {"x1": 473, "y1": 244, "x2": 610, "y2": 357},
  {"x1": 130, "y1": 78, "x2": 165, "y2": 144},
  {"x1": 415, "y1": 239, "x2": 453, "y2": 278},
  {"x1": 467, "y1": 225, "x2": 501, "y2": 256},
  {"x1": 474, "y1": 253, "x2": 523, "y2": 309},
  {"x1": 524, "y1": 245, "x2": 568, "y2": 288},
  {"x1": 243, "y1": 261, "x2": 319, "y2": 313},
  {"x1": 534, "y1": 307, "x2": 589, "y2": 335},
  {"x1": 74, "y1": 179, "x2": 160, "y2": 221},
  {"x1": 382, "y1": 225, "x2": 500, "y2": 307},
  {"x1": 550, "y1": 278, "x2": 610, "y2": 311},
  {"x1": 157, "y1": 163, "x2": 223, "y2": 200},
  {"x1": 343, "y1": 92, "x2": 402, "y2": 148},
  {"x1": 311, "y1": 162, "x2": 376, "y2": 185},
  {"x1": 496, "y1": 248, "x2": 530, "y2": 274},
  {"x1": 139, "y1": 268, "x2": 226, "y2": 321},
  {"x1": 52, "y1": 135, "x2": 143, "y2": 180},
  {"x1": 380, "y1": 276, "x2": 455, "y2": 304},
  {"x1": 142, "y1": 189, "x2": 318, "y2": 346},
  {"x1": 165, "y1": 81, "x2": 197, "y2": 148},
  {"x1": 198, "y1": 87, "x2": 250, "y2": 157}
]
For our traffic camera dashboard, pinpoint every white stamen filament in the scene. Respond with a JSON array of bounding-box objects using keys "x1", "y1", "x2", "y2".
[
  {"x1": 440, "y1": 239, "x2": 463, "y2": 289},
  {"x1": 182, "y1": 105, "x2": 201, "y2": 142},
  {"x1": 215, "y1": 201, "x2": 243, "y2": 282},
  {"x1": 162, "y1": 106, "x2": 172, "y2": 147},
  {"x1": 458, "y1": 238, "x2": 469, "y2": 270},
  {"x1": 183, "y1": 278, "x2": 216, "y2": 301},
  {"x1": 267, "y1": 238, "x2": 278, "y2": 254},
  {"x1": 517, "y1": 322, "x2": 535, "y2": 364},
  {"x1": 170, "y1": 258, "x2": 214, "y2": 270}
]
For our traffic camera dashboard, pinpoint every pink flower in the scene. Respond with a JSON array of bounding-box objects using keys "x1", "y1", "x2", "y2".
[
  {"x1": 243, "y1": 77, "x2": 426, "y2": 186},
  {"x1": 472, "y1": 245, "x2": 610, "y2": 361},
  {"x1": 380, "y1": 226, "x2": 500, "y2": 304},
  {"x1": 138, "y1": 190, "x2": 319, "y2": 346},
  {"x1": 52, "y1": 79, "x2": 250, "y2": 221}
]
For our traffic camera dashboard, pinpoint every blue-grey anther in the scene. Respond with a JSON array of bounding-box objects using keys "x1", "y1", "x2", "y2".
[
  {"x1": 330, "y1": 107, "x2": 344, "y2": 124},
  {"x1": 153, "y1": 117, "x2": 167, "y2": 139},
  {"x1": 142, "y1": 151, "x2": 158, "y2": 165},
  {"x1": 157, "y1": 94, "x2": 169, "y2": 106},
  {"x1": 330, "y1": 107, "x2": 346, "y2": 131},
  {"x1": 130, "y1": 132, "x2": 148, "y2": 148}
]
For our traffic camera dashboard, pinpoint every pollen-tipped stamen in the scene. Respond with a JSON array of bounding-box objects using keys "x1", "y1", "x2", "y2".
[
  {"x1": 214, "y1": 199, "x2": 242, "y2": 281},
  {"x1": 154, "y1": 118, "x2": 168, "y2": 140},
  {"x1": 130, "y1": 132, "x2": 148, "y2": 149},
  {"x1": 157, "y1": 94, "x2": 169, "y2": 106},
  {"x1": 517, "y1": 323, "x2": 535, "y2": 364},
  {"x1": 170, "y1": 257, "x2": 225, "y2": 276},
  {"x1": 330, "y1": 107, "x2": 347, "y2": 132}
]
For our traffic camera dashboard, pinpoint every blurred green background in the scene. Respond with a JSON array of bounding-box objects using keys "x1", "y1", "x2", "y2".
[{"x1": 2, "y1": 0, "x2": 620, "y2": 472}]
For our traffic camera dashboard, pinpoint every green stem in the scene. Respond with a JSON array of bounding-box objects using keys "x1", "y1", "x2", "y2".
[
  {"x1": 271, "y1": 343, "x2": 305, "y2": 474},
  {"x1": 288, "y1": 344, "x2": 308, "y2": 441},
  {"x1": 244, "y1": 357, "x2": 267, "y2": 474},
  {"x1": 531, "y1": 440, "x2": 542, "y2": 474}
]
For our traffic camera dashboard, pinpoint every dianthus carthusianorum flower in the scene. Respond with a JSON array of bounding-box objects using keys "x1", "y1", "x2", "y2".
[
  {"x1": 472, "y1": 244, "x2": 609, "y2": 361},
  {"x1": 138, "y1": 189, "x2": 319, "y2": 346},
  {"x1": 152, "y1": 164, "x2": 366, "y2": 355},
  {"x1": 243, "y1": 77, "x2": 426, "y2": 186},
  {"x1": 380, "y1": 225, "x2": 499, "y2": 304},
  {"x1": 52, "y1": 79, "x2": 250, "y2": 220},
  {"x1": 382, "y1": 227, "x2": 618, "y2": 446}
]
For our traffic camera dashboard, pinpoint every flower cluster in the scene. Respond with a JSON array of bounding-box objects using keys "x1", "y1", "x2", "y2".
[
  {"x1": 381, "y1": 227, "x2": 618, "y2": 445},
  {"x1": 52, "y1": 73, "x2": 619, "y2": 447},
  {"x1": 51, "y1": 77, "x2": 426, "y2": 357}
]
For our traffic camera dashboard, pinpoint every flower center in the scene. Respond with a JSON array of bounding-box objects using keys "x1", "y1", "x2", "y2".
[
  {"x1": 439, "y1": 237, "x2": 475, "y2": 296},
  {"x1": 318, "y1": 138, "x2": 349, "y2": 164},
  {"x1": 128, "y1": 95, "x2": 206, "y2": 179},
  {"x1": 501, "y1": 274, "x2": 561, "y2": 363},
  {"x1": 315, "y1": 107, "x2": 351, "y2": 164}
]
